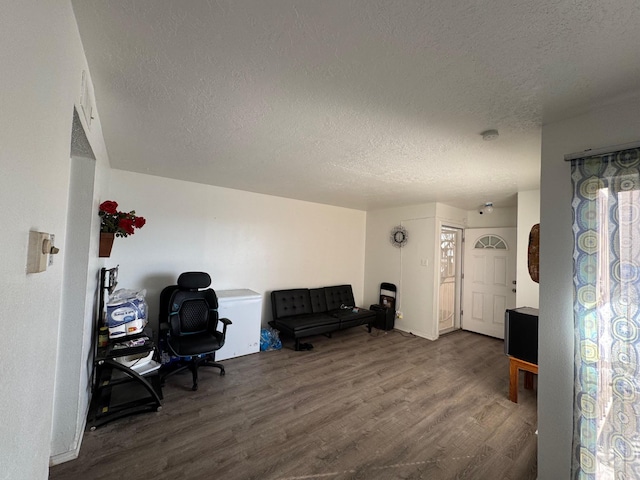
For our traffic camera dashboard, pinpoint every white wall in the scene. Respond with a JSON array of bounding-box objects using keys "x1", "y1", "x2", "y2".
[
  {"x1": 516, "y1": 190, "x2": 540, "y2": 308},
  {"x1": 400, "y1": 216, "x2": 438, "y2": 338},
  {"x1": 0, "y1": 2, "x2": 111, "y2": 478},
  {"x1": 466, "y1": 205, "x2": 517, "y2": 228},
  {"x1": 538, "y1": 93, "x2": 640, "y2": 479},
  {"x1": 365, "y1": 204, "x2": 433, "y2": 309},
  {"x1": 364, "y1": 203, "x2": 468, "y2": 339},
  {"x1": 50, "y1": 143, "x2": 111, "y2": 462},
  {"x1": 105, "y1": 170, "x2": 367, "y2": 330}
]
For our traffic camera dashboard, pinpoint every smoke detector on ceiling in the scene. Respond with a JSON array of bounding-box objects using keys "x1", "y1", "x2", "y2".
[{"x1": 481, "y1": 129, "x2": 499, "y2": 141}]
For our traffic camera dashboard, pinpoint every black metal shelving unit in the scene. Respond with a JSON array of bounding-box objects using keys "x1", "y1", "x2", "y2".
[{"x1": 86, "y1": 267, "x2": 162, "y2": 431}]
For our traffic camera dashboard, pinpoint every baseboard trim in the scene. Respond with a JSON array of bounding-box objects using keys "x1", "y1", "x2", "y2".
[
  {"x1": 50, "y1": 445, "x2": 81, "y2": 467},
  {"x1": 394, "y1": 326, "x2": 437, "y2": 341},
  {"x1": 49, "y1": 411, "x2": 87, "y2": 466}
]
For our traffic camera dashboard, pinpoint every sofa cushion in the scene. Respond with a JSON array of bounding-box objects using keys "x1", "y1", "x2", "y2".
[
  {"x1": 330, "y1": 308, "x2": 376, "y2": 329},
  {"x1": 273, "y1": 313, "x2": 338, "y2": 337},
  {"x1": 274, "y1": 313, "x2": 336, "y2": 330},
  {"x1": 271, "y1": 289, "x2": 313, "y2": 319},
  {"x1": 309, "y1": 288, "x2": 328, "y2": 313},
  {"x1": 324, "y1": 285, "x2": 356, "y2": 311}
]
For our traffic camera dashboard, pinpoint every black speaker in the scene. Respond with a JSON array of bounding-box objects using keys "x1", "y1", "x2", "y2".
[
  {"x1": 370, "y1": 304, "x2": 395, "y2": 331},
  {"x1": 505, "y1": 307, "x2": 538, "y2": 364}
]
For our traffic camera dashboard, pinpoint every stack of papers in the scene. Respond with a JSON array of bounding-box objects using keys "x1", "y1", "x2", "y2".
[{"x1": 131, "y1": 359, "x2": 161, "y2": 376}]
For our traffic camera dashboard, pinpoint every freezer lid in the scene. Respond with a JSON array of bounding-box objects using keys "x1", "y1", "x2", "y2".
[{"x1": 216, "y1": 289, "x2": 261, "y2": 301}]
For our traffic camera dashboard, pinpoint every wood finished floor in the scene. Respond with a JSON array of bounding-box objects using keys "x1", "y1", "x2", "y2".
[{"x1": 49, "y1": 328, "x2": 537, "y2": 480}]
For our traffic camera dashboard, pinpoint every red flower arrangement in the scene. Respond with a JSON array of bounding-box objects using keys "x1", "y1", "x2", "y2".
[{"x1": 99, "y1": 200, "x2": 146, "y2": 237}]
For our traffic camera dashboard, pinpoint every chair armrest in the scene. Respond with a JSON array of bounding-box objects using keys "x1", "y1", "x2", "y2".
[{"x1": 219, "y1": 317, "x2": 232, "y2": 336}]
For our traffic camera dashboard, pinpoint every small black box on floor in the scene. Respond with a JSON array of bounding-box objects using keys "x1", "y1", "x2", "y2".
[{"x1": 370, "y1": 304, "x2": 395, "y2": 330}]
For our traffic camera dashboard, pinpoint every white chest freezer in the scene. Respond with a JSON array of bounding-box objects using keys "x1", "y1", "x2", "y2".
[{"x1": 215, "y1": 289, "x2": 262, "y2": 361}]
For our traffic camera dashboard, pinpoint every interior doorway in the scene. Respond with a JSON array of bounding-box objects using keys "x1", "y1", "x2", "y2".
[
  {"x1": 438, "y1": 225, "x2": 462, "y2": 334},
  {"x1": 51, "y1": 109, "x2": 97, "y2": 462}
]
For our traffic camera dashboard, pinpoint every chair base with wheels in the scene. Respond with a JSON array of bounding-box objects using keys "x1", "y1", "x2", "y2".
[{"x1": 161, "y1": 353, "x2": 226, "y2": 391}]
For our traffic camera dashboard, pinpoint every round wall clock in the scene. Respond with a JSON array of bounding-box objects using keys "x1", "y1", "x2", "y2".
[{"x1": 390, "y1": 225, "x2": 408, "y2": 248}]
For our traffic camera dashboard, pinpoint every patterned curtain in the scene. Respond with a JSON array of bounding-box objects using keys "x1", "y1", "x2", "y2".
[{"x1": 571, "y1": 148, "x2": 640, "y2": 478}]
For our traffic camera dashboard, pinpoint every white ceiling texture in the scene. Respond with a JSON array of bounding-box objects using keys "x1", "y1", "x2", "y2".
[{"x1": 71, "y1": 0, "x2": 640, "y2": 211}]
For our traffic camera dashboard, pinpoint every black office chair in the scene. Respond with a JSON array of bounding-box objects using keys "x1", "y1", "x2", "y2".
[{"x1": 159, "y1": 272, "x2": 231, "y2": 391}]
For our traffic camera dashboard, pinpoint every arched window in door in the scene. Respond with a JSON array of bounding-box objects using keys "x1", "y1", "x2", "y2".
[{"x1": 474, "y1": 235, "x2": 508, "y2": 250}]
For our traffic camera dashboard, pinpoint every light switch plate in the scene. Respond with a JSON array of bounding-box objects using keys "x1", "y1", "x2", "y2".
[{"x1": 27, "y1": 231, "x2": 49, "y2": 273}]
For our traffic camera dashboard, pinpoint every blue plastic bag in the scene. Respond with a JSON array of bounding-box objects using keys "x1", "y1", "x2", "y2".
[{"x1": 260, "y1": 327, "x2": 282, "y2": 351}]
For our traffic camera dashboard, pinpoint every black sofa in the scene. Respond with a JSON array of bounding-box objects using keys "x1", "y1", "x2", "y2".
[{"x1": 270, "y1": 285, "x2": 376, "y2": 350}]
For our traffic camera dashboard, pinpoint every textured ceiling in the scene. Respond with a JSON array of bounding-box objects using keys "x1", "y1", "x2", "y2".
[{"x1": 71, "y1": 0, "x2": 640, "y2": 211}]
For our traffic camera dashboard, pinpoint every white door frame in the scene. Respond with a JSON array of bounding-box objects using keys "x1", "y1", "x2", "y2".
[{"x1": 438, "y1": 225, "x2": 463, "y2": 334}]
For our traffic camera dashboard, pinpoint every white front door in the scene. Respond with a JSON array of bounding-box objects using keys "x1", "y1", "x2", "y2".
[{"x1": 462, "y1": 227, "x2": 517, "y2": 338}]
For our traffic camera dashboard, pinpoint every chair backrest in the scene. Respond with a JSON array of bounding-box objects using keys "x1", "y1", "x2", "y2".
[{"x1": 164, "y1": 272, "x2": 219, "y2": 337}]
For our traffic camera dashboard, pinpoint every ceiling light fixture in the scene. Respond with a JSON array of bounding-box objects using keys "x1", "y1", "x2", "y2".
[
  {"x1": 481, "y1": 129, "x2": 499, "y2": 141},
  {"x1": 479, "y1": 202, "x2": 494, "y2": 215}
]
